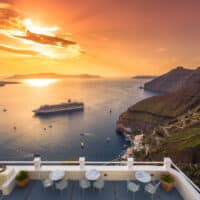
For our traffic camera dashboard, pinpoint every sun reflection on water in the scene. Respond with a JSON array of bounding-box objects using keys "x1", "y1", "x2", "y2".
[{"x1": 23, "y1": 79, "x2": 58, "y2": 87}]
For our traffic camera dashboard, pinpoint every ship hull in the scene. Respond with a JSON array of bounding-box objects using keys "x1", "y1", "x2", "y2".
[{"x1": 33, "y1": 106, "x2": 84, "y2": 115}]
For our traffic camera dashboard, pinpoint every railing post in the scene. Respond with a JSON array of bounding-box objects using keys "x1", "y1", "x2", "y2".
[
  {"x1": 33, "y1": 155, "x2": 41, "y2": 170},
  {"x1": 127, "y1": 157, "x2": 134, "y2": 169},
  {"x1": 164, "y1": 157, "x2": 172, "y2": 170},
  {"x1": 79, "y1": 157, "x2": 85, "y2": 170}
]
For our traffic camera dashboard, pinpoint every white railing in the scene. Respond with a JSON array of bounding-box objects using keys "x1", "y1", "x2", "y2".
[
  {"x1": 0, "y1": 160, "x2": 163, "y2": 166},
  {"x1": 0, "y1": 158, "x2": 199, "y2": 193}
]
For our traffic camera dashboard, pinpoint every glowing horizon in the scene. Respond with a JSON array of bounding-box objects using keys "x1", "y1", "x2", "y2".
[{"x1": 23, "y1": 78, "x2": 58, "y2": 87}]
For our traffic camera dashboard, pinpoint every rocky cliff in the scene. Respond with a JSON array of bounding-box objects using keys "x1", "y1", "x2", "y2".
[
  {"x1": 144, "y1": 66, "x2": 200, "y2": 93},
  {"x1": 119, "y1": 80, "x2": 200, "y2": 133}
]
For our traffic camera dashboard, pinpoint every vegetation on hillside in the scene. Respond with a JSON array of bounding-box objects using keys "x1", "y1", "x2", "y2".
[{"x1": 179, "y1": 163, "x2": 200, "y2": 187}]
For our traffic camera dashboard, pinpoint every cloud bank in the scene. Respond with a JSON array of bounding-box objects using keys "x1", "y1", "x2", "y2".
[{"x1": 0, "y1": 3, "x2": 82, "y2": 58}]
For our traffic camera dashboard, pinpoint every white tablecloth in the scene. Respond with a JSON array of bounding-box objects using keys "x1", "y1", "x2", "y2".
[
  {"x1": 85, "y1": 169, "x2": 100, "y2": 181},
  {"x1": 49, "y1": 170, "x2": 65, "y2": 181},
  {"x1": 135, "y1": 171, "x2": 151, "y2": 183}
]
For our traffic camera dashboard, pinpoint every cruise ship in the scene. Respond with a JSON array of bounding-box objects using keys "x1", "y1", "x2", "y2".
[{"x1": 33, "y1": 100, "x2": 84, "y2": 115}]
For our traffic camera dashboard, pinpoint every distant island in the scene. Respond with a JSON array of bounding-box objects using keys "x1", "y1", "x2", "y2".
[
  {"x1": 133, "y1": 75, "x2": 157, "y2": 79},
  {"x1": 0, "y1": 81, "x2": 19, "y2": 87},
  {"x1": 7, "y1": 73, "x2": 102, "y2": 80},
  {"x1": 117, "y1": 66, "x2": 200, "y2": 186}
]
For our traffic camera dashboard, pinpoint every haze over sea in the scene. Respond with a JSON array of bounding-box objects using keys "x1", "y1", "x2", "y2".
[{"x1": 0, "y1": 78, "x2": 155, "y2": 161}]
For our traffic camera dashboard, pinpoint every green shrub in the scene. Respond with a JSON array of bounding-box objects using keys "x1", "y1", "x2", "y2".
[
  {"x1": 161, "y1": 174, "x2": 174, "y2": 183},
  {"x1": 15, "y1": 171, "x2": 29, "y2": 182},
  {"x1": 179, "y1": 163, "x2": 200, "y2": 187}
]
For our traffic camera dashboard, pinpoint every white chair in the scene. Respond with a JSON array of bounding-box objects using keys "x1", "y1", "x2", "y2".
[
  {"x1": 93, "y1": 179, "x2": 104, "y2": 190},
  {"x1": 127, "y1": 181, "x2": 140, "y2": 199},
  {"x1": 42, "y1": 178, "x2": 53, "y2": 191},
  {"x1": 145, "y1": 182, "x2": 160, "y2": 200},
  {"x1": 79, "y1": 179, "x2": 90, "y2": 200},
  {"x1": 55, "y1": 180, "x2": 68, "y2": 199}
]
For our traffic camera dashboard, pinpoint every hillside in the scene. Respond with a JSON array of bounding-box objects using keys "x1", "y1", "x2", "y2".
[
  {"x1": 117, "y1": 66, "x2": 200, "y2": 170},
  {"x1": 147, "y1": 128, "x2": 200, "y2": 163},
  {"x1": 118, "y1": 81, "x2": 200, "y2": 133},
  {"x1": 144, "y1": 66, "x2": 196, "y2": 93}
]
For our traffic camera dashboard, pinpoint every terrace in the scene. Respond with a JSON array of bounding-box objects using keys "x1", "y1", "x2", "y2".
[
  {"x1": 3, "y1": 180, "x2": 183, "y2": 200},
  {"x1": 0, "y1": 157, "x2": 199, "y2": 200}
]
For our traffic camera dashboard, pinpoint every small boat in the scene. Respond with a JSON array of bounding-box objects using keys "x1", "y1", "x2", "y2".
[
  {"x1": 106, "y1": 137, "x2": 111, "y2": 142},
  {"x1": 81, "y1": 142, "x2": 84, "y2": 148},
  {"x1": 123, "y1": 144, "x2": 128, "y2": 149},
  {"x1": 83, "y1": 133, "x2": 95, "y2": 136}
]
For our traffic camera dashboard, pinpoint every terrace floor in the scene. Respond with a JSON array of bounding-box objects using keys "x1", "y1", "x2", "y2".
[{"x1": 3, "y1": 181, "x2": 183, "y2": 200}]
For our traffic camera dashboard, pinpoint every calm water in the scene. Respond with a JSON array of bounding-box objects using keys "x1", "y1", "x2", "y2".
[{"x1": 0, "y1": 78, "x2": 154, "y2": 161}]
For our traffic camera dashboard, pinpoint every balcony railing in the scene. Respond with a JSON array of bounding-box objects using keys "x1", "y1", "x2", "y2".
[{"x1": 0, "y1": 157, "x2": 199, "y2": 200}]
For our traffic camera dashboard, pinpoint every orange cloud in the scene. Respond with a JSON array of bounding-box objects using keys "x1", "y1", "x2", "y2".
[
  {"x1": 0, "y1": 2, "x2": 82, "y2": 58},
  {"x1": 14, "y1": 30, "x2": 76, "y2": 47},
  {"x1": 0, "y1": 44, "x2": 39, "y2": 56}
]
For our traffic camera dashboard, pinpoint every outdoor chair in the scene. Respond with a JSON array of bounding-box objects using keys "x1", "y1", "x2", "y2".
[
  {"x1": 79, "y1": 179, "x2": 90, "y2": 200},
  {"x1": 127, "y1": 181, "x2": 140, "y2": 199},
  {"x1": 145, "y1": 181, "x2": 160, "y2": 200},
  {"x1": 93, "y1": 179, "x2": 104, "y2": 190},
  {"x1": 42, "y1": 178, "x2": 53, "y2": 191},
  {"x1": 55, "y1": 179, "x2": 68, "y2": 199}
]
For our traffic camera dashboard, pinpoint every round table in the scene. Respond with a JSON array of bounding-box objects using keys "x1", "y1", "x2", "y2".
[
  {"x1": 85, "y1": 169, "x2": 100, "y2": 181},
  {"x1": 135, "y1": 171, "x2": 151, "y2": 183},
  {"x1": 49, "y1": 170, "x2": 65, "y2": 182}
]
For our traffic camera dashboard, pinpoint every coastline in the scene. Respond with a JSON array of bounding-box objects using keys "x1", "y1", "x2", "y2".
[{"x1": 115, "y1": 123, "x2": 148, "y2": 161}]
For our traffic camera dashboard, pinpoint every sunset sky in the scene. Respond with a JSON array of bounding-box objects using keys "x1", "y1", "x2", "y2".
[{"x1": 1, "y1": 0, "x2": 200, "y2": 77}]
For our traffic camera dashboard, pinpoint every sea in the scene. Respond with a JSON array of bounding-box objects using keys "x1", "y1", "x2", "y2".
[{"x1": 0, "y1": 78, "x2": 155, "y2": 161}]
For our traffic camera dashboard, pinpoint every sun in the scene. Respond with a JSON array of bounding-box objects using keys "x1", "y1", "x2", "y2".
[
  {"x1": 23, "y1": 19, "x2": 59, "y2": 36},
  {"x1": 23, "y1": 79, "x2": 58, "y2": 87}
]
